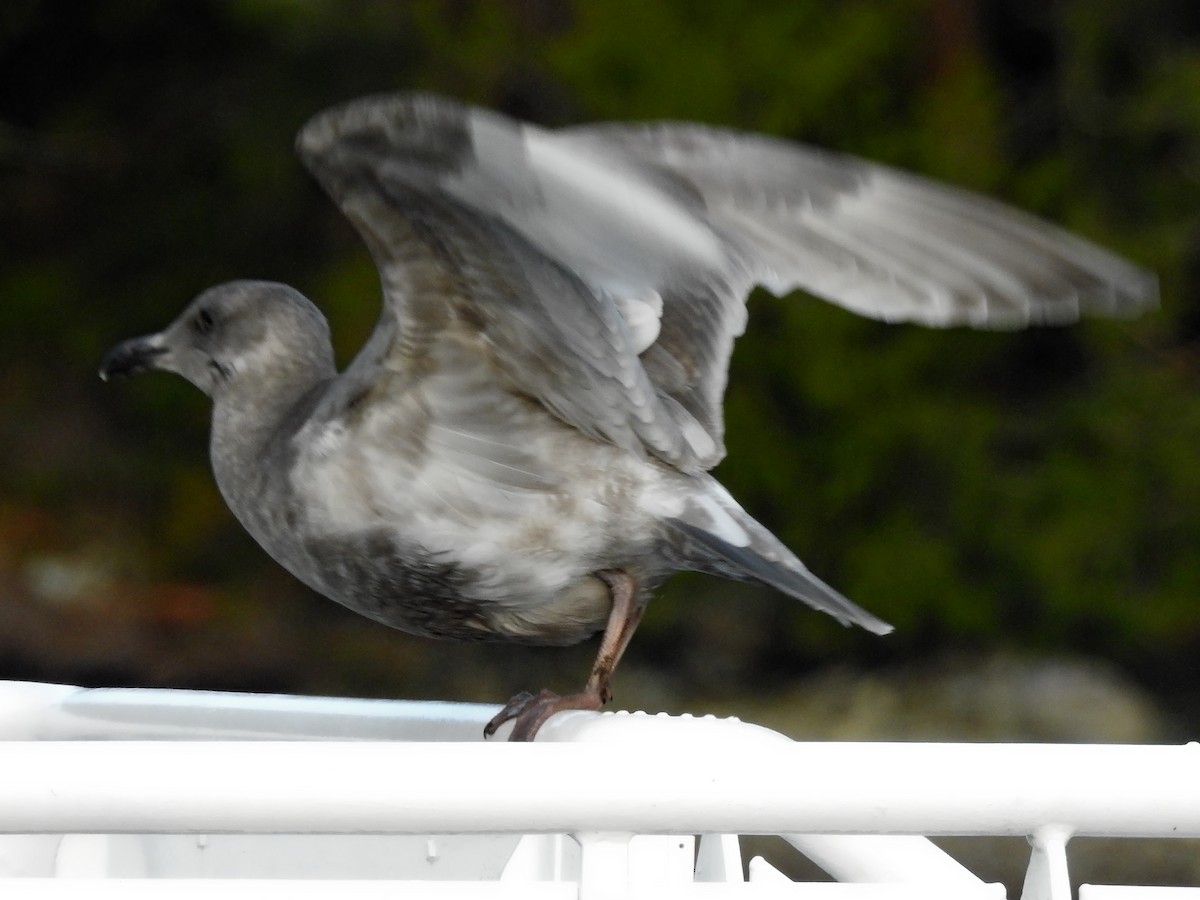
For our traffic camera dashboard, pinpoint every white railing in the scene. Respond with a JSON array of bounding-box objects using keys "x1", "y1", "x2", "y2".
[{"x1": 0, "y1": 680, "x2": 1197, "y2": 898}]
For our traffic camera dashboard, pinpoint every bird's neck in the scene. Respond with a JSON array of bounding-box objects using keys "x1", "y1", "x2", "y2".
[{"x1": 208, "y1": 372, "x2": 332, "y2": 527}]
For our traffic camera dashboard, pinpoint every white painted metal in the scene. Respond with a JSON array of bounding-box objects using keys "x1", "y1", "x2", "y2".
[
  {"x1": 1081, "y1": 890, "x2": 1200, "y2": 899},
  {"x1": 0, "y1": 881, "x2": 576, "y2": 898},
  {"x1": 0, "y1": 680, "x2": 1196, "y2": 898},
  {"x1": 1021, "y1": 826, "x2": 1074, "y2": 900},
  {"x1": 3, "y1": 739, "x2": 1198, "y2": 837},
  {"x1": 0, "y1": 881, "x2": 1042, "y2": 899},
  {"x1": 695, "y1": 834, "x2": 744, "y2": 883},
  {"x1": 1, "y1": 682, "x2": 991, "y2": 889},
  {"x1": 0, "y1": 680, "x2": 496, "y2": 742},
  {"x1": 783, "y1": 834, "x2": 1002, "y2": 892}
]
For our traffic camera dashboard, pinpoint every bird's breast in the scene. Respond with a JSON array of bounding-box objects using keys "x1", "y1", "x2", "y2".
[{"x1": 285, "y1": 390, "x2": 667, "y2": 644}]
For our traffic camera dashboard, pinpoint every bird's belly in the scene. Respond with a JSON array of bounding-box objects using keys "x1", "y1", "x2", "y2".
[
  {"x1": 292, "y1": 427, "x2": 662, "y2": 644},
  {"x1": 299, "y1": 524, "x2": 615, "y2": 645}
]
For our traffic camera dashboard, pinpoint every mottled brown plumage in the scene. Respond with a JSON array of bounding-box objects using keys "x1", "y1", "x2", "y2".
[{"x1": 101, "y1": 93, "x2": 1154, "y2": 740}]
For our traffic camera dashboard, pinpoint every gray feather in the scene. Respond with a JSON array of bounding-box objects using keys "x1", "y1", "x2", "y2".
[{"x1": 102, "y1": 92, "x2": 1155, "y2": 656}]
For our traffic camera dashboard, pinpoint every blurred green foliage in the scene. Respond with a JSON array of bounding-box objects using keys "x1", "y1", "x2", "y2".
[{"x1": 1, "y1": 0, "x2": 1197, "y2": 720}]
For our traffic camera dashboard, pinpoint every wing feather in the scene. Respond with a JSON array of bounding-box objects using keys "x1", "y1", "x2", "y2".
[
  {"x1": 297, "y1": 94, "x2": 721, "y2": 471},
  {"x1": 295, "y1": 94, "x2": 1156, "y2": 477},
  {"x1": 559, "y1": 121, "x2": 1155, "y2": 326}
]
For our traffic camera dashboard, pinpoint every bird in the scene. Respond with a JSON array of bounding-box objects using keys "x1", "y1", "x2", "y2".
[{"x1": 100, "y1": 92, "x2": 1155, "y2": 741}]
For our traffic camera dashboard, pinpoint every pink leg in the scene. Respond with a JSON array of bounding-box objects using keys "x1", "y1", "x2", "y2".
[{"x1": 484, "y1": 570, "x2": 644, "y2": 741}]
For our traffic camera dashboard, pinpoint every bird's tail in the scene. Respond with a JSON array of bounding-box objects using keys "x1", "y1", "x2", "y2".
[{"x1": 663, "y1": 486, "x2": 892, "y2": 636}]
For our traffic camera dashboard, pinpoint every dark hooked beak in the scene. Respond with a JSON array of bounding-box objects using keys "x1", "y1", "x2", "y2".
[{"x1": 99, "y1": 335, "x2": 168, "y2": 381}]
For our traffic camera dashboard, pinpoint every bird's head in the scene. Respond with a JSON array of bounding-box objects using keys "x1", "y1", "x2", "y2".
[{"x1": 100, "y1": 280, "x2": 335, "y2": 399}]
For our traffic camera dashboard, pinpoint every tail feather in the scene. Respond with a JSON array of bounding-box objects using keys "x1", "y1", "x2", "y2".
[{"x1": 666, "y1": 516, "x2": 893, "y2": 636}]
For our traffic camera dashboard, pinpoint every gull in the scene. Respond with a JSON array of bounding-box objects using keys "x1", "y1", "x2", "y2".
[{"x1": 100, "y1": 93, "x2": 1155, "y2": 740}]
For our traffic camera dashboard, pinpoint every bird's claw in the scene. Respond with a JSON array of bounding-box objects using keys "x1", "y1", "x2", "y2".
[
  {"x1": 484, "y1": 690, "x2": 537, "y2": 738},
  {"x1": 484, "y1": 687, "x2": 603, "y2": 741}
]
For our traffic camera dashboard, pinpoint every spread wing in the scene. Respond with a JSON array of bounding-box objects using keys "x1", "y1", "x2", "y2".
[
  {"x1": 557, "y1": 121, "x2": 1157, "y2": 328},
  {"x1": 297, "y1": 92, "x2": 733, "y2": 473},
  {"x1": 297, "y1": 93, "x2": 1156, "y2": 475}
]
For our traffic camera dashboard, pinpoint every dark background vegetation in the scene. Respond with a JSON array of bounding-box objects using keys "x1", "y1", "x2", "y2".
[{"x1": 2, "y1": 0, "x2": 1198, "y2": 743}]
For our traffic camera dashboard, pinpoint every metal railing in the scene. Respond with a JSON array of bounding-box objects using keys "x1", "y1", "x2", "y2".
[{"x1": 1, "y1": 680, "x2": 1197, "y2": 898}]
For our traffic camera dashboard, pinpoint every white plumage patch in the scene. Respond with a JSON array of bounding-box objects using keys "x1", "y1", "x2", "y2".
[
  {"x1": 449, "y1": 111, "x2": 728, "y2": 292},
  {"x1": 612, "y1": 288, "x2": 663, "y2": 355}
]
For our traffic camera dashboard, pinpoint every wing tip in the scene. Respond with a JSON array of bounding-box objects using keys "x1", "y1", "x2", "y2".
[{"x1": 848, "y1": 611, "x2": 895, "y2": 636}]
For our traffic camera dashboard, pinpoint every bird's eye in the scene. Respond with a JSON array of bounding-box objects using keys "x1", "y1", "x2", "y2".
[{"x1": 193, "y1": 308, "x2": 215, "y2": 334}]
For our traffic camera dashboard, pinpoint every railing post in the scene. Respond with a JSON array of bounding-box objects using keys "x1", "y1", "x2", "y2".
[
  {"x1": 575, "y1": 832, "x2": 631, "y2": 900},
  {"x1": 1022, "y1": 825, "x2": 1073, "y2": 900},
  {"x1": 694, "y1": 833, "x2": 743, "y2": 882}
]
